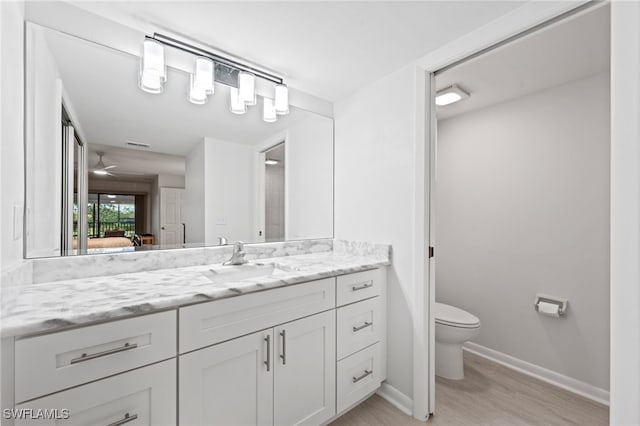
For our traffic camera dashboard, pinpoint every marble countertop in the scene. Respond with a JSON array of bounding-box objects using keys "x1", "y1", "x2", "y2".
[{"x1": 1, "y1": 251, "x2": 390, "y2": 338}]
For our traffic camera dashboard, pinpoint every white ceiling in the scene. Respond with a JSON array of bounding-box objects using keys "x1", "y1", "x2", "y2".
[
  {"x1": 436, "y1": 4, "x2": 610, "y2": 120},
  {"x1": 68, "y1": 1, "x2": 529, "y2": 102},
  {"x1": 44, "y1": 26, "x2": 320, "y2": 157}
]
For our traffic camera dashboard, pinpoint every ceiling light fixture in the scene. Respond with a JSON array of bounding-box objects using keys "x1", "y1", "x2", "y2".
[
  {"x1": 107, "y1": 195, "x2": 116, "y2": 199},
  {"x1": 139, "y1": 39, "x2": 166, "y2": 94},
  {"x1": 263, "y1": 97, "x2": 277, "y2": 123},
  {"x1": 435, "y1": 84, "x2": 470, "y2": 106},
  {"x1": 274, "y1": 84, "x2": 289, "y2": 115},
  {"x1": 139, "y1": 33, "x2": 289, "y2": 120},
  {"x1": 265, "y1": 159, "x2": 279, "y2": 165}
]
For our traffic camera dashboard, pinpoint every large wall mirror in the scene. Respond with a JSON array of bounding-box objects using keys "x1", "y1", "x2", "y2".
[{"x1": 25, "y1": 22, "x2": 334, "y2": 258}]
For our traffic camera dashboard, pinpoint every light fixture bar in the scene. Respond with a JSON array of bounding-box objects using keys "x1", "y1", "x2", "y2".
[{"x1": 148, "y1": 33, "x2": 284, "y2": 86}]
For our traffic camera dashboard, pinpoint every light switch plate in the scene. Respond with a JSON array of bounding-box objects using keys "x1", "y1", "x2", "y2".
[{"x1": 216, "y1": 217, "x2": 227, "y2": 225}]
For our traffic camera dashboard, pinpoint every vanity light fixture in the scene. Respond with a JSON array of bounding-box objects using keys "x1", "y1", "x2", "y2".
[
  {"x1": 193, "y1": 57, "x2": 215, "y2": 94},
  {"x1": 139, "y1": 39, "x2": 166, "y2": 94},
  {"x1": 263, "y1": 97, "x2": 277, "y2": 123},
  {"x1": 189, "y1": 74, "x2": 209, "y2": 105},
  {"x1": 229, "y1": 87, "x2": 246, "y2": 114},
  {"x1": 239, "y1": 71, "x2": 257, "y2": 106},
  {"x1": 435, "y1": 84, "x2": 470, "y2": 106},
  {"x1": 274, "y1": 84, "x2": 289, "y2": 115},
  {"x1": 265, "y1": 158, "x2": 279, "y2": 165},
  {"x1": 139, "y1": 33, "x2": 290, "y2": 119}
]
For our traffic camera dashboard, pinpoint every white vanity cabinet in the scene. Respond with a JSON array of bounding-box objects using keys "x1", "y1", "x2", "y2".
[
  {"x1": 5, "y1": 267, "x2": 387, "y2": 426},
  {"x1": 273, "y1": 311, "x2": 336, "y2": 425},
  {"x1": 179, "y1": 329, "x2": 274, "y2": 426},
  {"x1": 179, "y1": 310, "x2": 335, "y2": 426},
  {"x1": 15, "y1": 360, "x2": 176, "y2": 426}
]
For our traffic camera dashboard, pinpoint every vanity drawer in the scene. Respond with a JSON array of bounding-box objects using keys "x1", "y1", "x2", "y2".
[
  {"x1": 179, "y1": 278, "x2": 336, "y2": 353},
  {"x1": 336, "y1": 269, "x2": 382, "y2": 307},
  {"x1": 15, "y1": 359, "x2": 176, "y2": 426},
  {"x1": 15, "y1": 311, "x2": 177, "y2": 403},
  {"x1": 337, "y1": 297, "x2": 382, "y2": 360},
  {"x1": 336, "y1": 343, "x2": 383, "y2": 414}
]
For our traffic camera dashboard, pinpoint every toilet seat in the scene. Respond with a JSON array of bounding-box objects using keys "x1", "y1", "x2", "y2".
[{"x1": 435, "y1": 303, "x2": 480, "y2": 328}]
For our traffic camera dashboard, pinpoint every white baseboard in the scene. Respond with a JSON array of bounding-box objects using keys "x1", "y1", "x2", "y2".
[
  {"x1": 376, "y1": 382, "x2": 413, "y2": 416},
  {"x1": 463, "y1": 342, "x2": 610, "y2": 406}
]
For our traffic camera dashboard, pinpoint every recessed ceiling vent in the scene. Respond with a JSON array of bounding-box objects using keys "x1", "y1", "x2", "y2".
[{"x1": 125, "y1": 140, "x2": 151, "y2": 149}]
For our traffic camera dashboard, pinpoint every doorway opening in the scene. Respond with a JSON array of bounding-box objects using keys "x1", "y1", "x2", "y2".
[
  {"x1": 264, "y1": 143, "x2": 286, "y2": 242},
  {"x1": 429, "y1": 3, "x2": 610, "y2": 422}
]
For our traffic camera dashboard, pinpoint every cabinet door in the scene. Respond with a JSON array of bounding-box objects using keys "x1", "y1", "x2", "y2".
[
  {"x1": 179, "y1": 330, "x2": 273, "y2": 426},
  {"x1": 15, "y1": 359, "x2": 176, "y2": 426},
  {"x1": 274, "y1": 310, "x2": 336, "y2": 425}
]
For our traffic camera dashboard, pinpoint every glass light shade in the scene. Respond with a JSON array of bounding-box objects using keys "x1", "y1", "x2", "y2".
[
  {"x1": 274, "y1": 84, "x2": 289, "y2": 115},
  {"x1": 229, "y1": 87, "x2": 246, "y2": 114},
  {"x1": 263, "y1": 97, "x2": 277, "y2": 123},
  {"x1": 238, "y1": 71, "x2": 257, "y2": 106},
  {"x1": 139, "y1": 39, "x2": 166, "y2": 94},
  {"x1": 193, "y1": 57, "x2": 215, "y2": 95},
  {"x1": 189, "y1": 74, "x2": 208, "y2": 105}
]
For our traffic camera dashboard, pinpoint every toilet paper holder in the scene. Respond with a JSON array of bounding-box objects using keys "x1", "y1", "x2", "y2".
[{"x1": 534, "y1": 293, "x2": 568, "y2": 316}]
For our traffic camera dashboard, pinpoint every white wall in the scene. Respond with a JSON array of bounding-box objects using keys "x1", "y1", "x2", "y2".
[
  {"x1": 286, "y1": 115, "x2": 334, "y2": 240},
  {"x1": 183, "y1": 138, "x2": 256, "y2": 245},
  {"x1": 335, "y1": 65, "x2": 421, "y2": 399},
  {"x1": 184, "y1": 141, "x2": 205, "y2": 245},
  {"x1": 24, "y1": 26, "x2": 63, "y2": 258},
  {"x1": 203, "y1": 138, "x2": 256, "y2": 244},
  {"x1": 1, "y1": 1, "x2": 25, "y2": 272},
  {"x1": 436, "y1": 73, "x2": 610, "y2": 390}
]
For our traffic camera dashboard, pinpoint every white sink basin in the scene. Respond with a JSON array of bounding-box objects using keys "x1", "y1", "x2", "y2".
[{"x1": 202, "y1": 263, "x2": 277, "y2": 283}]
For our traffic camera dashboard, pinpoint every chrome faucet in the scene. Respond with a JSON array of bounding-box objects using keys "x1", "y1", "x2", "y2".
[
  {"x1": 218, "y1": 236, "x2": 228, "y2": 246},
  {"x1": 223, "y1": 241, "x2": 249, "y2": 266}
]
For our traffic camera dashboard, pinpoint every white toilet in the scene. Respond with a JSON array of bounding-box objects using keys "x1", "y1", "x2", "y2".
[{"x1": 434, "y1": 302, "x2": 481, "y2": 380}]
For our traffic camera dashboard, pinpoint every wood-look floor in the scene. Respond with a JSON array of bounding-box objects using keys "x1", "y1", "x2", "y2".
[{"x1": 330, "y1": 351, "x2": 609, "y2": 426}]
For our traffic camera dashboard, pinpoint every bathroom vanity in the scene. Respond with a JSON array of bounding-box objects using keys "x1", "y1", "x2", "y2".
[{"x1": 1, "y1": 242, "x2": 389, "y2": 425}]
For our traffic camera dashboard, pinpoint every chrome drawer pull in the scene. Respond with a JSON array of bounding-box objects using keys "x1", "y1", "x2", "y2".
[
  {"x1": 280, "y1": 330, "x2": 287, "y2": 365},
  {"x1": 107, "y1": 412, "x2": 138, "y2": 426},
  {"x1": 70, "y1": 342, "x2": 138, "y2": 364},
  {"x1": 352, "y1": 369, "x2": 373, "y2": 383},
  {"x1": 265, "y1": 335, "x2": 271, "y2": 372},
  {"x1": 351, "y1": 282, "x2": 373, "y2": 292},
  {"x1": 352, "y1": 321, "x2": 373, "y2": 332}
]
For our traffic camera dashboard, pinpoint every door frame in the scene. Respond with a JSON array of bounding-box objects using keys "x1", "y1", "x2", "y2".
[{"x1": 411, "y1": 0, "x2": 597, "y2": 420}]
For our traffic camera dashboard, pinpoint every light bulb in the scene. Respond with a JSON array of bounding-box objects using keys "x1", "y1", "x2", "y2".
[
  {"x1": 263, "y1": 97, "x2": 277, "y2": 123},
  {"x1": 229, "y1": 87, "x2": 246, "y2": 114},
  {"x1": 274, "y1": 84, "x2": 289, "y2": 115},
  {"x1": 193, "y1": 57, "x2": 214, "y2": 95},
  {"x1": 189, "y1": 74, "x2": 208, "y2": 105},
  {"x1": 139, "y1": 39, "x2": 166, "y2": 94},
  {"x1": 238, "y1": 71, "x2": 256, "y2": 106}
]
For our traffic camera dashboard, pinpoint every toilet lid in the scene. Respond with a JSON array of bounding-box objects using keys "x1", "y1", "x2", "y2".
[{"x1": 435, "y1": 303, "x2": 480, "y2": 328}]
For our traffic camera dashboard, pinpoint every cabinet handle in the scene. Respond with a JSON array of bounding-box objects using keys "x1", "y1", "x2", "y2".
[
  {"x1": 352, "y1": 369, "x2": 373, "y2": 383},
  {"x1": 264, "y1": 335, "x2": 271, "y2": 371},
  {"x1": 107, "y1": 412, "x2": 138, "y2": 426},
  {"x1": 351, "y1": 281, "x2": 373, "y2": 291},
  {"x1": 70, "y1": 342, "x2": 138, "y2": 364},
  {"x1": 280, "y1": 330, "x2": 286, "y2": 365},
  {"x1": 352, "y1": 321, "x2": 373, "y2": 332}
]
